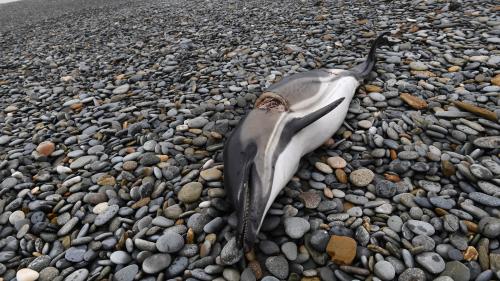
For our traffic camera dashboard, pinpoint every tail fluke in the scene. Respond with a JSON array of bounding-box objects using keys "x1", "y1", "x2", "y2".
[{"x1": 350, "y1": 31, "x2": 390, "y2": 79}]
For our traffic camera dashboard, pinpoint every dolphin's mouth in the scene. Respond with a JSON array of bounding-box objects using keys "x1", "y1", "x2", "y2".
[{"x1": 240, "y1": 181, "x2": 251, "y2": 250}]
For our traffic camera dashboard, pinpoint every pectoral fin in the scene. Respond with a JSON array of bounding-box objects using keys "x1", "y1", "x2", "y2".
[{"x1": 287, "y1": 97, "x2": 345, "y2": 134}]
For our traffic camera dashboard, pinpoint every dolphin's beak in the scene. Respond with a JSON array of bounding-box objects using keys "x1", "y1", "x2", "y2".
[{"x1": 234, "y1": 164, "x2": 269, "y2": 252}]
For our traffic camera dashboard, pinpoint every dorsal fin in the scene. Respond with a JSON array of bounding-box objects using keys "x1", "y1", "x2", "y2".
[
  {"x1": 350, "y1": 32, "x2": 390, "y2": 79},
  {"x1": 287, "y1": 97, "x2": 345, "y2": 134}
]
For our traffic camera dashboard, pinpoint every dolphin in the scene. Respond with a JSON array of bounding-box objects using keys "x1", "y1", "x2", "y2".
[{"x1": 223, "y1": 32, "x2": 390, "y2": 251}]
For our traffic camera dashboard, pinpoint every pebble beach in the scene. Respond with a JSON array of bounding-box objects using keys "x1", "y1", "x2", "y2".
[{"x1": 0, "y1": 0, "x2": 499, "y2": 280}]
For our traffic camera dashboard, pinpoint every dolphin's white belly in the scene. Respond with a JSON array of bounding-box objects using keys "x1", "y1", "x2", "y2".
[{"x1": 260, "y1": 75, "x2": 359, "y2": 222}]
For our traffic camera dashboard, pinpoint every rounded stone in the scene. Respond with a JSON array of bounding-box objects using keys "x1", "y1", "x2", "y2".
[
  {"x1": 113, "y1": 84, "x2": 130, "y2": 95},
  {"x1": 63, "y1": 269, "x2": 88, "y2": 281},
  {"x1": 415, "y1": 252, "x2": 445, "y2": 274},
  {"x1": 156, "y1": 231, "x2": 185, "y2": 253},
  {"x1": 315, "y1": 162, "x2": 333, "y2": 174},
  {"x1": 375, "y1": 180, "x2": 397, "y2": 198},
  {"x1": 265, "y1": 255, "x2": 289, "y2": 279},
  {"x1": 374, "y1": 260, "x2": 396, "y2": 281},
  {"x1": 9, "y1": 210, "x2": 25, "y2": 225},
  {"x1": 221, "y1": 237, "x2": 243, "y2": 265},
  {"x1": 349, "y1": 168, "x2": 374, "y2": 187},
  {"x1": 36, "y1": 141, "x2": 55, "y2": 157},
  {"x1": 110, "y1": 251, "x2": 132, "y2": 264},
  {"x1": 178, "y1": 182, "x2": 203, "y2": 203},
  {"x1": 398, "y1": 268, "x2": 426, "y2": 281},
  {"x1": 281, "y1": 242, "x2": 298, "y2": 261},
  {"x1": 200, "y1": 168, "x2": 222, "y2": 181},
  {"x1": 17, "y1": 268, "x2": 39, "y2": 281},
  {"x1": 38, "y1": 267, "x2": 59, "y2": 281},
  {"x1": 284, "y1": 217, "x2": 310, "y2": 239},
  {"x1": 327, "y1": 156, "x2": 347, "y2": 169},
  {"x1": 114, "y1": 264, "x2": 138, "y2": 281},
  {"x1": 440, "y1": 261, "x2": 470, "y2": 281},
  {"x1": 142, "y1": 253, "x2": 171, "y2": 274}
]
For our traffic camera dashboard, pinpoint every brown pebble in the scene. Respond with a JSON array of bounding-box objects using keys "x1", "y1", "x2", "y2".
[
  {"x1": 186, "y1": 228, "x2": 195, "y2": 244},
  {"x1": 36, "y1": 141, "x2": 55, "y2": 157},
  {"x1": 463, "y1": 220, "x2": 478, "y2": 233},
  {"x1": 441, "y1": 160, "x2": 456, "y2": 176},
  {"x1": 97, "y1": 174, "x2": 116, "y2": 186},
  {"x1": 131, "y1": 197, "x2": 150, "y2": 209},
  {"x1": 324, "y1": 187, "x2": 334, "y2": 199},
  {"x1": 326, "y1": 235, "x2": 357, "y2": 265},
  {"x1": 384, "y1": 173, "x2": 400, "y2": 182},
  {"x1": 248, "y1": 260, "x2": 263, "y2": 279},
  {"x1": 400, "y1": 93, "x2": 428, "y2": 110},
  {"x1": 492, "y1": 74, "x2": 500, "y2": 86},
  {"x1": 453, "y1": 101, "x2": 498, "y2": 121},
  {"x1": 335, "y1": 169, "x2": 348, "y2": 183},
  {"x1": 464, "y1": 246, "x2": 479, "y2": 261},
  {"x1": 245, "y1": 249, "x2": 256, "y2": 261},
  {"x1": 390, "y1": 149, "x2": 397, "y2": 160},
  {"x1": 435, "y1": 208, "x2": 448, "y2": 216},
  {"x1": 364, "y1": 84, "x2": 382, "y2": 93}
]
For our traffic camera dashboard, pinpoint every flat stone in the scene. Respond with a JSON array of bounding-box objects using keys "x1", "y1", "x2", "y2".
[
  {"x1": 469, "y1": 192, "x2": 500, "y2": 207},
  {"x1": 110, "y1": 251, "x2": 132, "y2": 264},
  {"x1": 166, "y1": 256, "x2": 188, "y2": 278},
  {"x1": 64, "y1": 269, "x2": 89, "y2": 281},
  {"x1": 281, "y1": 242, "x2": 298, "y2": 261},
  {"x1": 470, "y1": 164, "x2": 494, "y2": 180},
  {"x1": 327, "y1": 156, "x2": 347, "y2": 169},
  {"x1": 94, "y1": 204, "x2": 119, "y2": 226},
  {"x1": 70, "y1": 155, "x2": 98, "y2": 169},
  {"x1": 200, "y1": 168, "x2": 222, "y2": 181},
  {"x1": 374, "y1": 260, "x2": 396, "y2": 281},
  {"x1": 315, "y1": 162, "x2": 333, "y2": 174},
  {"x1": 473, "y1": 136, "x2": 500, "y2": 149},
  {"x1": 400, "y1": 93, "x2": 427, "y2": 109},
  {"x1": 156, "y1": 231, "x2": 184, "y2": 253},
  {"x1": 410, "y1": 61, "x2": 428, "y2": 71},
  {"x1": 478, "y1": 217, "x2": 500, "y2": 238},
  {"x1": 440, "y1": 261, "x2": 470, "y2": 281},
  {"x1": 299, "y1": 191, "x2": 321, "y2": 209},
  {"x1": 114, "y1": 264, "x2": 139, "y2": 281},
  {"x1": 406, "y1": 220, "x2": 435, "y2": 236},
  {"x1": 178, "y1": 182, "x2": 203, "y2": 203},
  {"x1": 284, "y1": 217, "x2": 310, "y2": 239},
  {"x1": 113, "y1": 84, "x2": 130, "y2": 95},
  {"x1": 142, "y1": 253, "x2": 171, "y2": 274},
  {"x1": 38, "y1": 267, "x2": 59, "y2": 281},
  {"x1": 415, "y1": 252, "x2": 445, "y2": 274},
  {"x1": 454, "y1": 101, "x2": 497, "y2": 121},
  {"x1": 418, "y1": 180, "x2": 441, "y2": 192},
  {"x1": 65, "y1": 246, "x2": 86, "y2": 262}
]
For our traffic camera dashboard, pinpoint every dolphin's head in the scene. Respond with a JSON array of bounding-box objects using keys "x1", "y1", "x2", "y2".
[{"x1": 223, "y1": 109, "x2": 280, "y2": 252}]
